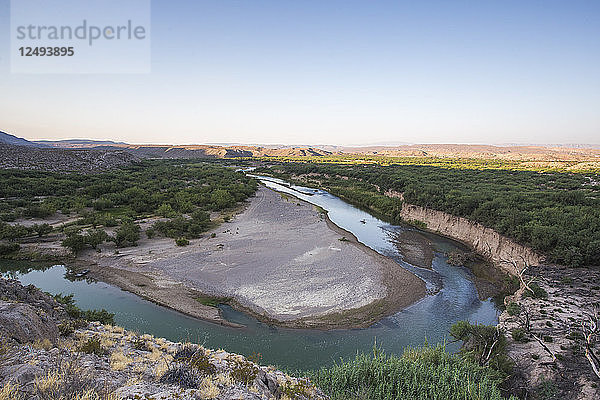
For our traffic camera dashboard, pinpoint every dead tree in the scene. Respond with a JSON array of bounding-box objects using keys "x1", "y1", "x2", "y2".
[
  {"x1": 520, "y1": 308, "x2": 557, "y2": 362},
  {"x1": 582, "y1": 306, "x2": 600, "y2": 379},
  {"x1": 499, "y1": 256, "x2": 536, "y2": 296}
]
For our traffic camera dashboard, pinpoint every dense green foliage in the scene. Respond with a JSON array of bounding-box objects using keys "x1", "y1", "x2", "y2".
[
  {"x1": 258, "y1": 161, "x2": 600, "y2": 267},
  {"x1": 306, "y1": 344, "x2": 516, "y2": 400},
  {"x1": 0, "y1": 160, "x2": 258, "y2": 250}
]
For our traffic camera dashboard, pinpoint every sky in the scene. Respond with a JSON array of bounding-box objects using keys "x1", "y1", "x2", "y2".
[{"x1": 0, "y1": 0, "x2": 599, "y2": 146}]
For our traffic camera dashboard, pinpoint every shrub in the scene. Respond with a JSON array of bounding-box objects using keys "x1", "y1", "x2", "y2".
[
  {"x1": 145, "y1": 227, "x2": 155, "y2": 239},
  {"x1": 511, "y1": 328, "x2": 529, "y2": 343},
  {"x1": 450, "y1": 321, "x2": 513, "y2": 378},
  {"x1": 61, "y1": 232, "x2": 86, "y2": 255},
  {"x1": 78, "y1": 338, "x2": 106, "y2": 356},
  {"x1": 506, "y1": 302, "x2": 521, "y2": 316},
  {"x1": 133, "y1": 339, "x2": 151, "y2": 352},
  {"x1": 113, "y1": 222, "x2": 141, "y2": 247},
  {"x1": 230, "y1": 360, "x2": 259, "y2": 386},
  {"x1": 84, "y1": 229, "x2": 109, "y2": 250},
  {"x1": 523, "y1": 283, "x2": 548, "y2": 300},
  {"x1": 53, "y1": 293, "x2": 114, "y2": 324},
  {"x1": 159, "y1": 364, "x2": 200, "y2": 389},
  {"x1": 82, "y1": 309, "x2": 115, "y2": 325},
  {"x1": 175, "y1": 237, "x2": 190, "y2": 246},
  {"x1": 0, "y1": 243, "x2": 20, "y2": 256},
  {"x1": 174, "y1": 345, "x2": 216, "y2": 376}
]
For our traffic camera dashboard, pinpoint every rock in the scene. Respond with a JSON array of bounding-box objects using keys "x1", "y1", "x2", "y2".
[
  {"x1": 219, "y1": 385, "x2": 263, "y2": 400},
  {"x1": 0, "y1": 301, "x2": 58, "y2": 343},
  {"x1": 1, "y1": 364, "x2": 44, "y2": 385}
]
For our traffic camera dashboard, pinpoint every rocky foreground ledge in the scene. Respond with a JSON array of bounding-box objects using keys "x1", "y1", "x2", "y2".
[{"x1": 0, "y1": 278, "x2": 327, "y2": 400}]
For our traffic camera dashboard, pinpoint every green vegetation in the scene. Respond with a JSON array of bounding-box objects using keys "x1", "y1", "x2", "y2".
[
  {"x1": 0, "y1": 160, "x2": 258, "y2": 253},
  {"x1": 511, "y1": 328, "x2": 529, "y2": 343},
  {"x1": 78, "y1": 338, "x2": 107, "y2": 356},
  {"x1": 522, "y1": 282, "x2": 548, "y2": 299},
  {"x1": 306, "y1": 344, "x2": 516, "y2": 400},
  {"x1": 506, "y1": 302, "x2": 521, "y2": 316},
  {"x1": 195, "y1": 295, "x2": 230, "y2": 307},
  {"x1": 53, "y1": 293, "x2": 115, "y2": 325},
  {"x1": 257, "y1": 160, "x2": 600, "y2": 267},
  {"x1": 449, "y1": 321, "x2": 513, "y2": 378}
]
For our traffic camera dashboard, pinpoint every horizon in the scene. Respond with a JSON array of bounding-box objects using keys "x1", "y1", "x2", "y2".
[{"x1": 1, "y1": 0, "x2": 599, "y2": 145}]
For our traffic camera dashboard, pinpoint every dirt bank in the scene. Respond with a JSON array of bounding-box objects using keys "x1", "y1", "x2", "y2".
[{"x1": 399, "y1": 203, "x2": 542, "y2": 275}]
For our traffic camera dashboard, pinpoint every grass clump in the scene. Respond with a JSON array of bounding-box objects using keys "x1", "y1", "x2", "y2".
[
  {"x1": 174, "y1": 345, "x2": 216, "y2": 376},
  {"x1": 34, "y1": 358, "x2": 117, "y2": 400},
  {"x1": 160, "y1": 364, "x2": 201, "y2": 389},
  {"x1": 307, "y1": 344, "x2": 517, "y2": 400},
  {"x1": 78, "y1": 338, "x2": 107, "y2": 356},
  {"x1": 195, "y1": 295, "x2": 229, "y2": 308},
  {"x1": 230, "y1": 360, "x2": 259, "y2": 386}
]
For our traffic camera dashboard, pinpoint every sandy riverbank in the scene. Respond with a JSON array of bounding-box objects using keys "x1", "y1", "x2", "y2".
[{"x1": 67, "y1": 185, "x2": 425, "y2": 329}]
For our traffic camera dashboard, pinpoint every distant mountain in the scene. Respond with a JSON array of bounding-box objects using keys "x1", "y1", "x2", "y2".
[
  {"x1": 34, "y1": 139, "x2": 128, "y2": 148},
  {"x1": 0, "y1": 131, "x2": 46, "y2": 147}
]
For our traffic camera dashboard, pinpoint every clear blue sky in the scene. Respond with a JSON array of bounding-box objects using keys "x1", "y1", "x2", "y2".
[{"x1": 1, "y1": 0, "x2": 599, "y2": 145}]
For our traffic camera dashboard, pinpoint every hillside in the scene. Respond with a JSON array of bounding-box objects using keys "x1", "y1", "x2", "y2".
[
  {"x1": 0, "y1": 144, "x2": 139, "y2": 172},
  {"x1": 0, "y1": 131, "x2": 45, "y2": 147}
]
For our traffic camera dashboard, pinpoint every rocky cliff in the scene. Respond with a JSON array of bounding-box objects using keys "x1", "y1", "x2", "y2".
[
  {"x1": 399, "y1": 203, "x2": 543, "y2": 275},
  {"x1": 0, "y1": 278, "x2": 327, "y2": 400}
]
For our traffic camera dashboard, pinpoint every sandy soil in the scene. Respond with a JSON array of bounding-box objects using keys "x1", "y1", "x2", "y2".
[{"x1": 71, "y1": 186, "x2": 425, "y2": 329}]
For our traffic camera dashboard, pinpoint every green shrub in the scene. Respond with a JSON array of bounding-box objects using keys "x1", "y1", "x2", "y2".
[
  {"x1": 78, "y1": 338, "x2": 106, "y2": 356},
  {"x1": 523, "y1": 282, "x2": 548, "y2": 300},
  {"x1": 53, "y1": 293, "x2": 114, "y2": 324},
  {"x1": 175, "y1": 237, "x2": 190, "y2": 246},
  {"x1": 506, "y1": 302, "x2": 521, "y2": 316},
  {"x1": 511, "y1": 328, "x2": 529, "y2": 343},
  {"x1": 82, "y1": 309, "x2": 115, "y2": 325},
  {"x1": 0, "y1": 243, "x2": 20, "y2": 256},
  {"x1": 450, "y1": 321, "x2": 513, "y2": 378},
  {"x1": 113, "y1": 222, "x2": 141, "y2": 247}
]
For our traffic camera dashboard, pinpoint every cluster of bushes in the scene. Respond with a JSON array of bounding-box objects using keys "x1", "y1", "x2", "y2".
[
  {"x1": 260, "y1": 162, "x2": 600, "y2": 267},
  {"x1": 0, "y1": 160, "x2": 257, "y2": 223},
  {"x1": 0, "y1": 222, "x2": 52, "y2": 241},
  {"x1": 1, "y1": 160, "x2": 258, "y2": 253},
  {"x1": 148, "y1": 210, "x2": 211, "y2": 240}
]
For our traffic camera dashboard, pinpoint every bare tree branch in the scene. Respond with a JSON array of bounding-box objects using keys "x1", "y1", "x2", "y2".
[{"x1": 582, "y1": 306, "x2": 600, "y2": 379}]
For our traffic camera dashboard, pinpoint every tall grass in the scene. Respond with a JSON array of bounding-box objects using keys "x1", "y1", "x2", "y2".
[{"x1": 305, "y1": 344, "x2": 517, "y2": 400}]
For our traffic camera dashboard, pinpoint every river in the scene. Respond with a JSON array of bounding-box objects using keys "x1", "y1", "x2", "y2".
[{"x1": 1, "y1": 175, "x2": 498, "y2": 370}]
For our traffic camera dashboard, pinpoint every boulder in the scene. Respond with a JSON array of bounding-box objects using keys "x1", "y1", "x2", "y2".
[{"x1": 0, "y1": 301, "x2": 59, "y2": 343}]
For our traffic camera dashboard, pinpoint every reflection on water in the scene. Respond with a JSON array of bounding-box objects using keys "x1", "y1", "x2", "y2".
[{"x1": 1, "y1": 176, "x2": 498, "y2": 370}]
